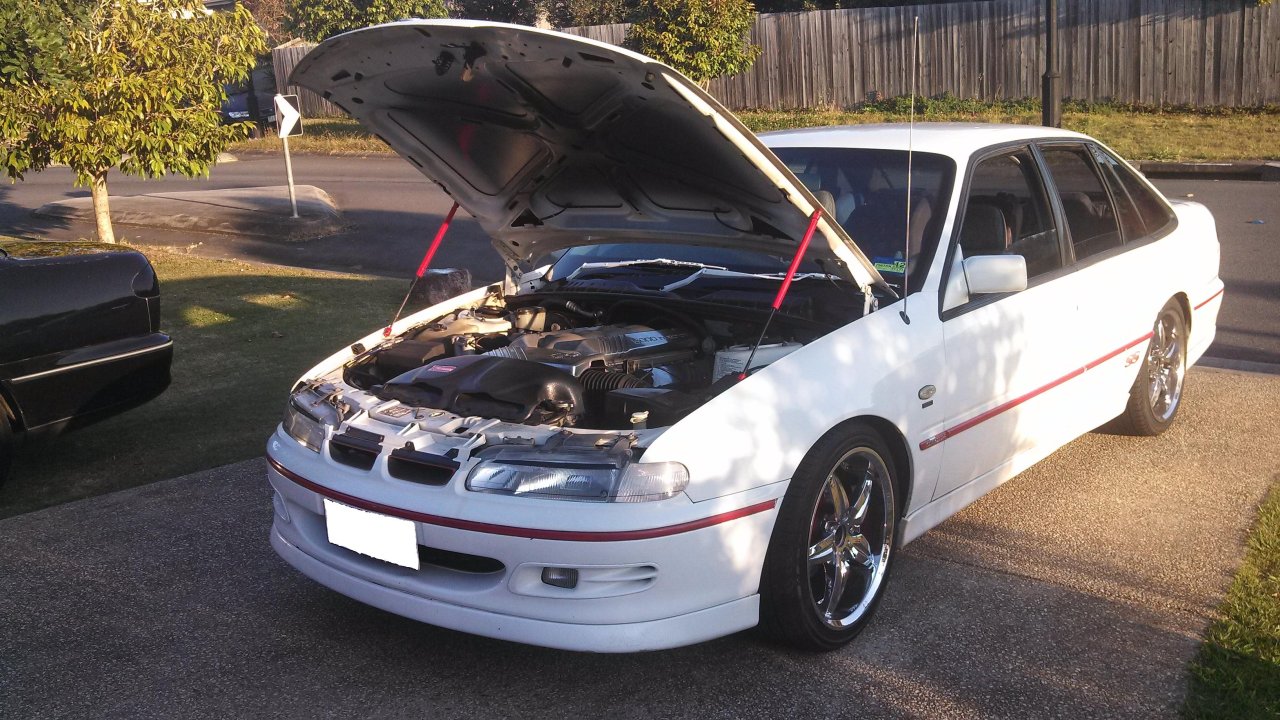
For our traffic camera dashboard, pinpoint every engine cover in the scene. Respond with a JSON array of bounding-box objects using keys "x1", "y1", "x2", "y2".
[
  {"x1": 376, "y1": 355, "x2": 586, "y2": 426},
  {"x1": 484, "y1": 324, "x2": 698, "y2": 376}
]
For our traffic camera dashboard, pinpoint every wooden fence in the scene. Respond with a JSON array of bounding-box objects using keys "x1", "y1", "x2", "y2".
[
  {"x1": 274, "y1": 0, "x2": 1280, "y2": 116},
  {"x1": 272, "y1": 43, "x2": 344, "y2": 118}
]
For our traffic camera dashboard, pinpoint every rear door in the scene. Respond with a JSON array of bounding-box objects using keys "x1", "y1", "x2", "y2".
[{"x1": 1036, "y1": 142, "x2": 1181, "y2": 426}]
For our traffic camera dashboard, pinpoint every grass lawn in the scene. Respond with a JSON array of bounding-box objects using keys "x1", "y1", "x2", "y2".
[
  {"x1": 1184, "y1": 482, "x2": 1280, "y2": 718},
  {"x1": 230, "y1": 99, "x2": 1280, "y2": 162},
  {"x1": 0, "y1": 243, "x2": 407, "y2": 518}
]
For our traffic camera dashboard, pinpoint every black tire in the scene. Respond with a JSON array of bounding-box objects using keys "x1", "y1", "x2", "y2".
[
  {"x1": 759, "y1": 423, "x2": 900, "y2": 651},
  {"x1": 1111, "y1": 299, "x2": 1187, "y2": 437}
]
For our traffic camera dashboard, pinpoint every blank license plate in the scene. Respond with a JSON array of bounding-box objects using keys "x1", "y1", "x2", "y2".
[{"x1": 324, "y1": 499, "x2": 420, "y2": 570}]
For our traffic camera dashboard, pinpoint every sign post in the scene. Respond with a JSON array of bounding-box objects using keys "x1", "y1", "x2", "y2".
[{"x1": 274, "y1": 94, "x2": 304, "y2": 218}]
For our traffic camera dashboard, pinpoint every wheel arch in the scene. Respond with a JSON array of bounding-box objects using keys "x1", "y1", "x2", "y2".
[
  {"x1": 815, "y1": 414, "x2": 914, "y2": 519},
  {"x1": 1172, "y1": 291, "x2": 1192, "y2": 334}
]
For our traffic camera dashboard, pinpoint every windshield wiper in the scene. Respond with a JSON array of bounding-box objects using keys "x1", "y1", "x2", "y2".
[
  {"x1": 566, "y1": 258, "x2": 726, "y2": 279},
  {"x1": 563, "y1": 258, "x2": 850, "y2": 294}
]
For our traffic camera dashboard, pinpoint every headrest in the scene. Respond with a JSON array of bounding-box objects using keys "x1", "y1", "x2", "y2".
[
  {"x1": 813, "y1": 190, "x2": 837, "y2": 217},
  {"x1": 960, "y1": 204, "x2": 1008, "y2": 254}
]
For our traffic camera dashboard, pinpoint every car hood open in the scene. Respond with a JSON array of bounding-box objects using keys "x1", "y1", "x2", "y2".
[{"x1": 291, "y1": 19, "x2": 888, "y2": 293}]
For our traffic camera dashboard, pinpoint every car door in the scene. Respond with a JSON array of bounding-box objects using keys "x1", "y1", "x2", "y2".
[
  {"x1": 1037, "y1": 142, "x2": 1182, "y2": 427},
  {"x1": 930, "y1": 145, "x2": 1085, "y2": 500}
]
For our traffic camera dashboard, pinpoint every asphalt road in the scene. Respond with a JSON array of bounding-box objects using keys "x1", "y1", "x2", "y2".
[
  {"x1": 1150, "y1": 178, "x2": 1280, "y2": 367},
  {"x1": 2, "y1": 367, "x2": 1277, "y2": 720},
  {"x1": 0, "y1": 156, "x2": 1276, "y2": 366}
]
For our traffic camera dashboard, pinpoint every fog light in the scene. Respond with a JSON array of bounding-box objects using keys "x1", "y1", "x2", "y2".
[{"x1": 541, "y1": 567, "x2": 579, "y2": 589}]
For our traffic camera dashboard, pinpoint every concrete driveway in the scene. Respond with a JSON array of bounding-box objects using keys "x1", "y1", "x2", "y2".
[{"x1": 1, "y1": 368, "x2": 1276, "y2": 719}]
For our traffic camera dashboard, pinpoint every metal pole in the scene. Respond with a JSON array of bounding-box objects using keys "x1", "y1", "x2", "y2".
[
  {"x1": 282, "y1": 134, "x2": 299, "y2": 219},
  {"x1": 1042, "y1": 0, "x2": 1061, "y2": 128}
]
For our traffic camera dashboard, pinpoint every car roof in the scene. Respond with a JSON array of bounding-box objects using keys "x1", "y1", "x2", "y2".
[{"x1": 760, "y1": 122, "x2": 1092, "y2": 158}]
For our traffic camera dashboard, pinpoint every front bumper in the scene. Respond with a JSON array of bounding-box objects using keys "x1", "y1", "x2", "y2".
[
  {"x1": 266, "y1": 431, "x2": 783, "y2": 652},
  {"x1": 271, "y1": 527, "x2": 761, "y2": 652}
]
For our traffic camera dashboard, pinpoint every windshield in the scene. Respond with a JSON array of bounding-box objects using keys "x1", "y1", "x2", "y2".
[
  {"x1": 548, "y1": 147, "x2": 955, "y2": 295},
  {"x1": 771, "y1": 146, "x2": 956, "y2": 294}
]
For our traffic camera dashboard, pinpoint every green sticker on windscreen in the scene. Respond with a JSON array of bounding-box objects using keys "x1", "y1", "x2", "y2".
[{"x1": 872, "y1": 257, "x2": 906, "y2": 274}]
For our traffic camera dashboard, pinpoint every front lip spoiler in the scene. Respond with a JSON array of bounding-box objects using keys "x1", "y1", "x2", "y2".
[{"x1": 267, "y1": 456, "x2": 776, "y2": 542}]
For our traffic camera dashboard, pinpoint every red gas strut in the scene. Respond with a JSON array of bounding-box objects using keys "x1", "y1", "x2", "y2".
[
  {"x1": 738, "y1": 208, "x2": 823, "y2": 381},
  {"x1": 383, "y1": 201, "x2": 460, "y2": 337}
]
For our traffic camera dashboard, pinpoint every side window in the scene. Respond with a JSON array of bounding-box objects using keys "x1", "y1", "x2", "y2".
[
  {"x1": 1039, "y1": 145, "x2": 1122, "y2": 261},
  {"x1": 958, "y1": 149, "x2": 1062, "y2": 279},
  {"x1": 1090, "y1": 145, "x2": 1176, "y2": 239},
  {"x1": 1089, "y1": 146, "x2": 1145, "y2": 242}
]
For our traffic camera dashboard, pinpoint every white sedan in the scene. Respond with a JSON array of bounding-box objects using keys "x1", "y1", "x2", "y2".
[{"x1": 266, "y1": 20, "x2": 1223, "y2": 652}]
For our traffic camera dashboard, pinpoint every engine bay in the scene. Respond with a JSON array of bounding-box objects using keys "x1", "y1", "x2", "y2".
[{"x1": 333, "y1": 283, "x2": 860, "y2": 433}]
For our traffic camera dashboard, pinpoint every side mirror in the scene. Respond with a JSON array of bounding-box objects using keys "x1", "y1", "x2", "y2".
[{"x1": 963, "y1": 255, "x2": 1028, "y2": 295}]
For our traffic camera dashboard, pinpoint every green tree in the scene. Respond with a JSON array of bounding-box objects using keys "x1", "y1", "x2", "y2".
[
  {"x1": 451, "y1": 0, "x2": 538, "y2": 25},
  {"x1": 243, "y1": 0, "x2": 294, "y2": 46},
  {"x1": 287, "y1": 0, "x2": 447, "y2": 42},
  {"x1": 0, "y1": 0, "x2": 266, "y2": 244},
  {"x1": 547, "y1": 0, "x2": 645, "y2": 27},
  {"x1": 625, "y1": 0, "x2": 761, "y2": 86},
  {"x1": 0, "y1": 1, "x2": 90, "y2": 84}
]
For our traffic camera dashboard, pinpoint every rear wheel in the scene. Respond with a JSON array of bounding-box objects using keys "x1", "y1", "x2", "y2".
[
  {"x1": 759, "y1": 424, "x2": 899, "y2": 651},
  {"x1": 1112, "y1": 300, "x2": 1187, "y2": 436}
]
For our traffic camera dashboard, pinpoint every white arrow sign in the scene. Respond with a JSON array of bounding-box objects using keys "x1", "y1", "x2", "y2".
[
  {"x1": 274, "y1": 93, "x2": 302, "y2": 218},
  {"x1": 274, "y1": 94, "x2": 301, "y2": 138}
]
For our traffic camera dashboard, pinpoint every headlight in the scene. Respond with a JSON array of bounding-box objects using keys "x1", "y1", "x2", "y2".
[
  {"x1": 282, "y1": 384, "x2": 346, "y2": 452},
  {"x1": 282, "y1": 399, "x2": 327, "y2": 452},
  {"x1": 466, "y1": 449, "x2": 689, "y2": 503}
]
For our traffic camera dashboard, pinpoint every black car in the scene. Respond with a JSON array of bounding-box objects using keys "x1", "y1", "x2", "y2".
[
  {"x1": 220, "y1": 61, "x2": 277, "y2": 127},
  {"x1": 0, "y1": 240, "x2": 173, "y2": 482}
]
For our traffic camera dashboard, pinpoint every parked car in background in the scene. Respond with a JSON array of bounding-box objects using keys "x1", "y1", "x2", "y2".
[
  {"x1": 0, "y1": 240, "x2": 173, "y2": 483},
  {"x1": 265, "y1": 21, "x2": 1223, "y2": 653},
  {"x1": 220, "y1": 61, "x2": 277, "y2": 127}
]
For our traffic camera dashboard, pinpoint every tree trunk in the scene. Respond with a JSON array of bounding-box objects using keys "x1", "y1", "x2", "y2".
[{"x1": 89, "y1": 173, "x2": 116, "y2": 244}]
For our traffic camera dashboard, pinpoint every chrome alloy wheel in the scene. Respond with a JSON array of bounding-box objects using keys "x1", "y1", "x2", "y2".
[
  {"x1": 1147, "y1": 310, "x2": 1185, "y2": 423},
  {"x1": 806, "y1": 447, "x2": 894, "y2": 630}
]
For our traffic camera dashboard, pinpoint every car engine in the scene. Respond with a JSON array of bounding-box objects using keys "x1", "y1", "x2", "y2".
[{"x1": 339, "y1": 292, "x2": 812, "y2": 430}]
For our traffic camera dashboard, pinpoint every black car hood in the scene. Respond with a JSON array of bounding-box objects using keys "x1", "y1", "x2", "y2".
[{"x1": 290, "y1": 19, "x2": 887, "y2": 293}]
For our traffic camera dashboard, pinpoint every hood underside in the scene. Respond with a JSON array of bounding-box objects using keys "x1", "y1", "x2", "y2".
[{"x1": 291, "y1": 19, "x2": 887, "y2": 292}]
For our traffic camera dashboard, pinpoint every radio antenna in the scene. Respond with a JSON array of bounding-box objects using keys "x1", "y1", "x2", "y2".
[{"x1": 899, "y1": 15, "x2": 919, "y2": 325}]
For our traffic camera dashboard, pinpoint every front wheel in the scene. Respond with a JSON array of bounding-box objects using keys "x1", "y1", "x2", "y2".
[
  {"x1": 1112, "y1": 300, "x2": 1187, "y2": 436},
  {"x1": 759, "y1": 424, "x2": 899, "y2": 651}
]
